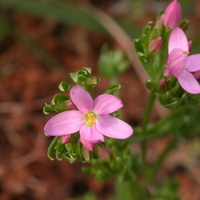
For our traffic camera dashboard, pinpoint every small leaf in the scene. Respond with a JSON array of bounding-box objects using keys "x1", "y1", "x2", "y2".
[
  {"x1": 58, "y1": 81, "x2": 72, "y2": 92},
  {"x1": 51, "y1": 93, "x2": 69, "y2": 104},
  {"x1": 105, "y1": 84, "x2": 121, "y2": 94},
  {"x1": 47, "y1": 136, "x2": 60, "y2": 160},
  {"x1": 55, "y1": 141, "x2": 67, "y2": 160}
]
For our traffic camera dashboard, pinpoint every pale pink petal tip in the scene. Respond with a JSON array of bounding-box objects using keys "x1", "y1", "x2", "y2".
[
  {"x1": 178, "y1": 70, "x2": 200, "y2": 94},
  {"x1": 96, "y1": 115, "x2": 133, "y2": 140},
  {"x1": 44, "y1": 110, "x2": 84, "y2": 136},
  {"x1": 70, "y1": 85, "x2": 93, "y2": 113},
  {"x1": 93, "y1": 94, "x2": 123, "y2": 115},
  {"x1": 168, "y1": 27, "x2": 188, "y2": 54}
]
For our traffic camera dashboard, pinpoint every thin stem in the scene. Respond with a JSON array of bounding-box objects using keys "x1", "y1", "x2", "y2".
[
  {"x1": 147, "y1": 137, "x2": 178, "y2": 182},
  {"x1": 128, "y1": 106, "x2": 186, "y2": 143},
  {"x1": 141, "y1": 92, "x2": 156, "y2": 164}
]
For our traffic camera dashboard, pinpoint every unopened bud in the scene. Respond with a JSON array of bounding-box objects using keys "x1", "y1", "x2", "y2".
[
  {"x1": 156, "y1": 14, "x2": 164, "y2": 28},
  {"x1": 80, "y1": 137, "x2": 96, "y2": 152},
  {"x1": 164, "y1": 0, "x2": 182, "y2": 29},
  {"x1": 158, "y1": 79, "x2": 169, "y2": 91},
  {"x1": 97, "y1": 147, "x2": 109, "y2": 160},
  {"x1": 149, "y1": 37, "x2": 163, "y2": 53},
  {"x1": 66, "y1": 99, "x2": 76, "y2": 110},
  {"x1": 194, "y1": 71, "x2": 200, "y2": 81},
  {"x1": 188, "y1": 40, "x2": 192, "y2": 52},
  {"x1": 61, "y1": 135, "x2": 72, "y2": 144}
]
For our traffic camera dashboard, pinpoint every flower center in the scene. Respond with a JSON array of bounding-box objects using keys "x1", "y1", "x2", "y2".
[{"x1": 83, "y1": 111, "x2": 96, "y2": 128}]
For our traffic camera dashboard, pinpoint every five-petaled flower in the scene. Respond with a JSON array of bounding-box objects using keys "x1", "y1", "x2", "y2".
[
  {"x1": 44, "y1": 85, "x2": 133, "y2": 144},
  {"x1": 164, "y1": 0, "x2": 182, "y2": 29},
  {"x1": 165, "y1": 27, "x2": 200, "y2": 94}
]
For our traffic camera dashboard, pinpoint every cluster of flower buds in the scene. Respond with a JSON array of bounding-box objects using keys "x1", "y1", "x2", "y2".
[{"x1": 136, "y1": 0, "x2": 200, "y2": 109}]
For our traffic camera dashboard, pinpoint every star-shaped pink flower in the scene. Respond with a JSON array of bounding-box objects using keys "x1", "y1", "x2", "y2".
[
  {"x1": 165, "y1": 27, "x2": 200, "y2": 94},
  {"x1": 44, "y1": 86, "x2": 133, "y2": 142}
]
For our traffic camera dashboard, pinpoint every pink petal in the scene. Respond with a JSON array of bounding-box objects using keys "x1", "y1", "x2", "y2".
[
  {"x1": 80, "y1": 137, "x2": 95, "y2": 151},
  {"x1": 70, "y1": 86, "x2": 93, "y2": 113},
  {"x1": 79, "y1": 124, "x2": 104, "y2": 143},
  {"x1": 93, "y1": 94, "x2": 123, "y2": 115},
  {"x1": 44, "y1": 110, "x2": 84, "y2": 136},
  {"x1": 168, "y1": 27, "x2": 189, "y2": 54},
  {"x1": 166, "y1": 48, "x2": 188, "y2": 77},
  {"x1": 96, "y1": 115, "x2": 133, "y2": 139},
  {"x1": 178, "y1": 70, "x2": 200, "y2": 94},
  {"x1": 164, "y1": 0, "x2": 182, "y2": 29},
  {"x1": 185, "y1": 54, "x2": 200, "y2": 72}
]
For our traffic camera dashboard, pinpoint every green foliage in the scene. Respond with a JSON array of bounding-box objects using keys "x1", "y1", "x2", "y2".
[
  {"x1": 43, "y1": 93, "x2": 69, "y2": 114},
  {"x1": 152, "y1": 179, "x2": 180, "y2": 200},
  {"x1": 104, "y1": 84, "x2": 121, "y2": 94},
  {"x1": 70, "y1": 67, "x2": 100, "y2": 92},
  {"x1": 0, "y1": 0, "x2": 107, "y2": 33},
  {"x1": 98, "y1": 46, "x2": 130, "y2": 79}
]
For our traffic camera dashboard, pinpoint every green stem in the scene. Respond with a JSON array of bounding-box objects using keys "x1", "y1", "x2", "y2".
[
  {"x1": 147, "y1": 137, "x2": 178, "y2": 183},
  {"x1": 154, "y1": 137, "x2": 177, "y2": 173},
  {"x1": 142, "y1": 92, "x2": 156, "y2": 130},
  {"x1": 141, "y1": 92, "x2": 156, "y2": 164},
  {"x1": 128, "y1": 106, "x2": 186, "y2": 143}
]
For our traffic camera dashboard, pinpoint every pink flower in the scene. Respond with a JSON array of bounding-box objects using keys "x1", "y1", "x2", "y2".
[
  {"x1": 165, "y1": 27, "x2": 200, "y2": 94},
  {"x1": 44, "y1": 86, "x2": 133, "y2": 142},
  {"x1": 149, "y1": 37, "x2": 163, "y2": 53},
  {"x1": 164, "y1": 0, "x2": 182, "y2": 29}
]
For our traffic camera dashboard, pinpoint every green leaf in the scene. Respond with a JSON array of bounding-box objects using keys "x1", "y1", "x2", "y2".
[
  {"x1": 0, "y1": 0, "x2": 107, "y2": 33},
  {"x1": 98, "y1": 48, "x2": 130, "y2": 79},
  {"x1": 55, "y1": 141, "x2": 67, "y2": 161},
  {"x1": 58, "y1": 81, "x2": 72, "y2": 92},
  {"x1": 70, "y1": 67, "x2": 91, "y2": 83},
  {"x1": 47, "y1": 136, "x2": 60, "y2": 160},
  {"x1": 105, "y1": 84, "x2": 121, "y2": 94},
  {"x1": 51, "y1": 93, "x2": 69, "y2": 104}
]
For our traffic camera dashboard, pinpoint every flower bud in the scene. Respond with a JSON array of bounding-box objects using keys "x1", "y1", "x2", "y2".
[
  {"x1": 97, "y1": 147, "x2": 109, "y2": 160},
  {"x1": 66, "y1": 99, "x2": 76, "y2": 110},
  {"x1": 61, "y1": 135, "x2": 72, "y2": 144},
  {"x1": 149, "y1": 37, "x2": 162, "y2": 53},
  {"x1": 164, "y1": 0, "x2": 182, "y2": 29},
  {"x1": 80, "y1": 137, "x2": 96, "y2": 152},
  {"x1": 156, "y1": 14, "x2": 164, "y2": 28},
  {"x1": 188, "y1": 40, "x2": 192, "y2": 52},
  {"x1": 158, "y1": 79, "x2": 169, "y2": 91}
]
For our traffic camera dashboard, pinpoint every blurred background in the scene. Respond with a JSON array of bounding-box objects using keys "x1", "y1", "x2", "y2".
[{"x1": 0, "y1": 0, "x2": 200, "y2": 199}]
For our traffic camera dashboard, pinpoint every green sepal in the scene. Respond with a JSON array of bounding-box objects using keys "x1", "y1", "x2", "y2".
[
  {"x1": 58, "y1": 81, "x2": 72, "y2": 92},
  {"x1": 179, "y1": 18, "x2": 190, "y2": 32}
]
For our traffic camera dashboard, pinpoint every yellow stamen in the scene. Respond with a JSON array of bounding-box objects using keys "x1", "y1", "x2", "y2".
[
  {"x1": 83, "y1": 111, "x2": 96, "y2": 128},
  {"x1": 183, "y1": 51, "x2": 190, "y2": 55}
]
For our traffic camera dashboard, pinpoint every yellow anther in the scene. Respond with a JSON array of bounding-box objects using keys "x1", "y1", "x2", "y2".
[
  {"x1": 83, "y1": 111, "x2": 96, "y2": 128},
  {"x1": 183, "y1": 51, "x2": 190, "y2": 55}
]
